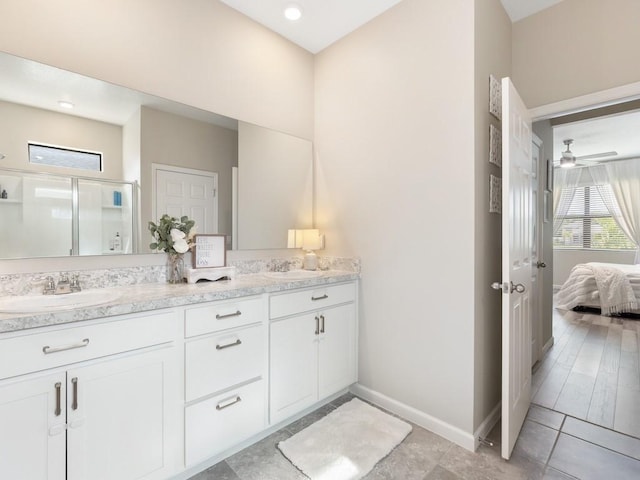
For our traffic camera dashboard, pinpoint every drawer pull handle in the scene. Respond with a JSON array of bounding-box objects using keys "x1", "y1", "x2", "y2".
[
  {"x1": 315, "y1": 316, "x2": 320, "y2": 335},
  {"x1": 71, "y1": 377, "x2": 78, "y2": 411},
  {"x1": 311, "y1": 294, "x2": 328, "y2": 301},
  {"x1": 216, "y1": 310, "x2": 242, "y2": 320},
  {"x1": 54, "y1": 382, "x2": 62, "y2": 417},
  {"x1": 320, "y1": 314, "x2": 325, "y2": 334},
  {"x1": 216, "y1": 396, "x2": 242, "y2": 411},
  {"x1": 216, "y1": 339, "x2": 242, "y2": 350},
  {"x1": 43, "y1": 338, "x2": 90, "y2": 355}
]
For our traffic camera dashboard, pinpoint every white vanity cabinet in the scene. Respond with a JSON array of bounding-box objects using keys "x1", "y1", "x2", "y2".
[
  {"x1": 0, "y1": 310, "x2": 180, "y2": 480},
  {"x1": 183, "y1": 296, "x2": 268, "y2": 466},
  {"x1": 269, "y1": 282, "x2": 357, "y2": 424}
]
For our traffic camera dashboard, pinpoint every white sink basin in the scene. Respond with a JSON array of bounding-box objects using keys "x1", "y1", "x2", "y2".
[
  {"x1": 263, "y1": 270, "x2": 324, "y2": 280},
  {"x1": 0, "y1": 289, "x2": 121, "y2": 314}
]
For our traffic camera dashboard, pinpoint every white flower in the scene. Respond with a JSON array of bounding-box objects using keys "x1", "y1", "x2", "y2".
[
  {"x1": 173, "y1": 238, "x2": 189, "y2": 253},
  {"x1": 170, "y1": 228, "x2": 186, "y2": 241},
  {"x1": 170, "y1": 228, "x2": 189, "y2": 253}
]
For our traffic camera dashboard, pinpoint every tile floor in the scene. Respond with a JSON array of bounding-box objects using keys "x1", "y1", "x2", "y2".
[
  {"x1": 188, "y1": 391, "x2": 640, "y2": 479},
  {"x1": 532, "y1": 308, "x2": 640, "y2": 438},
  {"x1": 190, "y1": 308, "x2": 640, "y2": 480}
]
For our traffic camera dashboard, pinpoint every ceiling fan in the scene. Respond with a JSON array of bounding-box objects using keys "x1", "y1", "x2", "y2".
[{"x1": 556, "y1": 139, "x2": 618, "y2": 168}]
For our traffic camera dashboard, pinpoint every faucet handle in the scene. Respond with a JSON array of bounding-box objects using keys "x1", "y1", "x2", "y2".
[
  {"x1": 43, "y1": 276, "x2": 56, "y2": 294},
  {"x1": 70, "y1": 273, "x2": 81, "y2": 292}
]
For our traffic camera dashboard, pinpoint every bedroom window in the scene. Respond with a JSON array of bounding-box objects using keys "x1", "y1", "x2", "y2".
[{"x1": 553, "y1": 185, "x2": 635, "y2": 250}]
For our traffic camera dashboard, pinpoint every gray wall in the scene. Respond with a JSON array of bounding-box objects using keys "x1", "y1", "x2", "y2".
[
  {"x1": 139, "y1": 107, "x2": 237, "y2": 244},
  {"x1": 0, "y1": 0, "x2": 314, "y2": 140},
  {"x1": 0, "y1": 100, "x2": 123, "y2": 180},
  {"x1": 513, "y1": 0, "x2": 640, "y2": 109}
]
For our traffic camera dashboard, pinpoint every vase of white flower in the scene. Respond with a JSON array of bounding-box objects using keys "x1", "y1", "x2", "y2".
[
  {"x1": 148, "y1": 214, "x2": 196, "y2": 284},
  {"x1": 166, "y1": 252, "x2": 185, "y2": 284}
]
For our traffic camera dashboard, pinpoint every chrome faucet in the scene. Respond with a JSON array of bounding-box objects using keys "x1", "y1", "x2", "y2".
[
  {"x1": 54, "y1": 273, "x2": 72, "y2": 295},
  {"x1": 70, "y1": 273, "x2": 82, "y2": 292},
  {"x1": 43, "y1": 276, "x2": 56, "y2": 295}
]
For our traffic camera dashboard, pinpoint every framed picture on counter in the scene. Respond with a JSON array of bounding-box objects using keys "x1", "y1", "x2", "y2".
[{"x1": 191, "y1": 234, "x2": 226, "y2": 268}]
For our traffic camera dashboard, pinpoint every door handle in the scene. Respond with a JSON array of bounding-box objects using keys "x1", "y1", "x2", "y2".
[
  {"x1": 216, "y1": 395, "x2": 242, "y2": 411},
  {"x1": 319, "y1": 314, "x2": 325, "y2": 334},
  {"x1": 42, "y1": 338, "x2": 89, "y2": 354},
  {"x1": 491, "y1": 281, "x2": 525, "y2": 293},
  {"x1": 216, "y1": 339, "x2": 242, "y2": 350},
  {"x1": 536, "y1": 261, "x2": 546, "y2": 268},
  {"x1": 71, "y1": 377, "x2": 78, "y2": 411},
  {"x1": 215, "y1": 310, "x2": 241, "y2": 320},
  {"x1": 54, "y1": 382, "x2": 62, "y2": 417}
]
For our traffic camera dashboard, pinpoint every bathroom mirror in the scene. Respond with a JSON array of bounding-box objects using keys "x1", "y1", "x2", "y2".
[{"x1": 0, "y1": 51, "x2": 313, "y2": 259}]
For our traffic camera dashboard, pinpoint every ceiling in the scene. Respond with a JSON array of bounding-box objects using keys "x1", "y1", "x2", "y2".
[
  {"x1": 552, "y1": 109, "x2": 640, "y2": 166},
  {"x1": 220, "y1": 0, "x2": 566, "y2": 53}
]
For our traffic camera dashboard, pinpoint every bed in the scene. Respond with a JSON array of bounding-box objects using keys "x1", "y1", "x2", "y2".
[{"x1": 554, "y1": 262, "x2": 640, "y2": 316}]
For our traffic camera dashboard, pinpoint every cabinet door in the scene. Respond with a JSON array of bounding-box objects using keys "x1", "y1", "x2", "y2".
[
  {"x1": 66, "y1": 347, "x2": 175, "y2": 480},
  {"x1": 269, "y1": 313, "x2": 318, "y2": 424},
  {"x1": 318, "y1": 303, "x2": 356, "y2": 399},
  {"x1": 0, "y1": 372, "x2": 66, "y2": 480}
]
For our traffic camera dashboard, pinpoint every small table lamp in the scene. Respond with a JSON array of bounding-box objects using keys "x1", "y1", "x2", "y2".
[{"x1": 301, "y1": 229, "x2": 322, "y2": 270}]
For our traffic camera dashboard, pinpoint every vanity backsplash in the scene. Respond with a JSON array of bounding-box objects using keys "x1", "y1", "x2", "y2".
[{"x1": 0, "y1": 256, "x2": 361, "y2": 297}]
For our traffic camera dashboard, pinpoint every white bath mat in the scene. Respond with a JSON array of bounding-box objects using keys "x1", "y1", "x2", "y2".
[{"x1": 277, "y1": 398, "x2": 412, "y2": 480}]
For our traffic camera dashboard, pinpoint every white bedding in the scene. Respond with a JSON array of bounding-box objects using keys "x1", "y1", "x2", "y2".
[{"x1": 555, "y1": 262, "x2": 640, "y2": 315}]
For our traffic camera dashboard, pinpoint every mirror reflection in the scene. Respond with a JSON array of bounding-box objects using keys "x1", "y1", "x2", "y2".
[{"x1": 0, "y1": 51, "x2": 313, "y2": 260}]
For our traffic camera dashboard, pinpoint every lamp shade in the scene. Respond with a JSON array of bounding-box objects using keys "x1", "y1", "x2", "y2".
[
  {"x1": 287, "y1": 229, "x2": 304, "y2": 248},
  {"x1": 301, "y1": 229, "x2": 321, "y2": 251}
]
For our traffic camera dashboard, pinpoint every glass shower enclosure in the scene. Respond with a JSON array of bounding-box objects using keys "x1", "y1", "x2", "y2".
[{"x1": 0, "y1": 169, "x2": 138, "y2": 259}]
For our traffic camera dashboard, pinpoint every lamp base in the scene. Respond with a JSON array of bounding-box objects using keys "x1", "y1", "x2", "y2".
[{"x1": 303, "y1": 251, "x2": 318, "y2": 271}]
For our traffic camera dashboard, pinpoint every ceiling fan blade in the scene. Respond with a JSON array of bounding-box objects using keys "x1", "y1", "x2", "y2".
[{"x1": 575, "y1": 151, "x2": 618, "y2": 161}]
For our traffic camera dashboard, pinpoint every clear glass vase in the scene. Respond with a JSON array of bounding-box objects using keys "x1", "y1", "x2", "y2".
[{"x1": 166, "y1": 253, "x2": 185, "y2": 284}]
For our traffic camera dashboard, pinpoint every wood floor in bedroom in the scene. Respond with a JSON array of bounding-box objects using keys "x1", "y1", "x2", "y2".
[{"x1": 533, "y1": 307, "x2": 640, "y2": 439}]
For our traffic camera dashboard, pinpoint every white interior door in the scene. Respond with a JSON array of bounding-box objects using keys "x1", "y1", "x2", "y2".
[
  {"x1": 154, "y1": 165, "x2": 218, "y2": 234},
  {"x1": 531, "y1": 135, "x2": 545, "y2": 367},
  {"x1": 500, "y1": 77, "x2": 533, "y2": 460}
]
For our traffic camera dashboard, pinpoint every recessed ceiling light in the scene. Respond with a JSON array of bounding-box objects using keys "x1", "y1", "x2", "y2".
[
  {"x1": 283, "y1": 4, "x2": 302, "y2": 21},
  {"x1": 58, "y1": 100, "x2": 74, "y2": 109}
]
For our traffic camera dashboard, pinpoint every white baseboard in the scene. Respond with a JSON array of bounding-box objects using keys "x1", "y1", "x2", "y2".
[
  {"x1": 473, "y1": 401, "x2": 501, "y2": 450},
  {"x1": 542, "y1": 336, "x2": 554, "y2": 356},
  {"x1": 350, "y1": 383, "x2": 477, "y2": 452}
]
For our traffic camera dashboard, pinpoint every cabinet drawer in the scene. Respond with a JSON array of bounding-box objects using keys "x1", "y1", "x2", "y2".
[
  {"x1": 185, "y1": 296, "x2": 264, "y2": 338},
  {"x1": 0, "y1": 310, "x2": 176, "y2": 380},
  {"x1": 185, "y1": 379, "x2": 265, "y2": 465},
  {"x1": 185, "y1": 324, "x2": 265, "y2": 401},
  {"x1": 270, "y1": 282, "x2": 356, "y2": 319}
]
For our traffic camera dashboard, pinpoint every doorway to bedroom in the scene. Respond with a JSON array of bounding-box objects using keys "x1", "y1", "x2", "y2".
[{"x1": 531, "y1": 99, "x2": 640, "y2": 440}]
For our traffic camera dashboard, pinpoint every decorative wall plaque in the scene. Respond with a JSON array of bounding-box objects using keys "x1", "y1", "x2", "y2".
[
  {"x1": 192, "y1": 234, "x2": 226, "y2": 268},
  {"x1": 489, "y1": 174, "x2": 502, "y2": 214},
  {"x1": 489, "y1": 75, "x2": 502, "y2": 120},
  {"x1": 489, "y1": 123, "x2": 502, "y2": 167}
]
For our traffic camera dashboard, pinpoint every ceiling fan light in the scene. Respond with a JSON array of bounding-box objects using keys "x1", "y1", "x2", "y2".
[{"x1": 559, "y1": 157, "x2": 575, "y2": 168}]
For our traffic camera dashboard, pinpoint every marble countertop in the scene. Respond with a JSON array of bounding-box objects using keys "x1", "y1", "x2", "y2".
[{"x1": 0, "y1": 270, "x2": 358, "y2": 334}]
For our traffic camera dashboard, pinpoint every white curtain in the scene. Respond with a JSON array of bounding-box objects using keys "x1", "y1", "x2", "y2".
[
  {"x1": 553, "y1": 167, "x2": 582, "y2": 236},
  {"x1": 591, "y1": 161, "x2": 640, "y2": 263}
]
